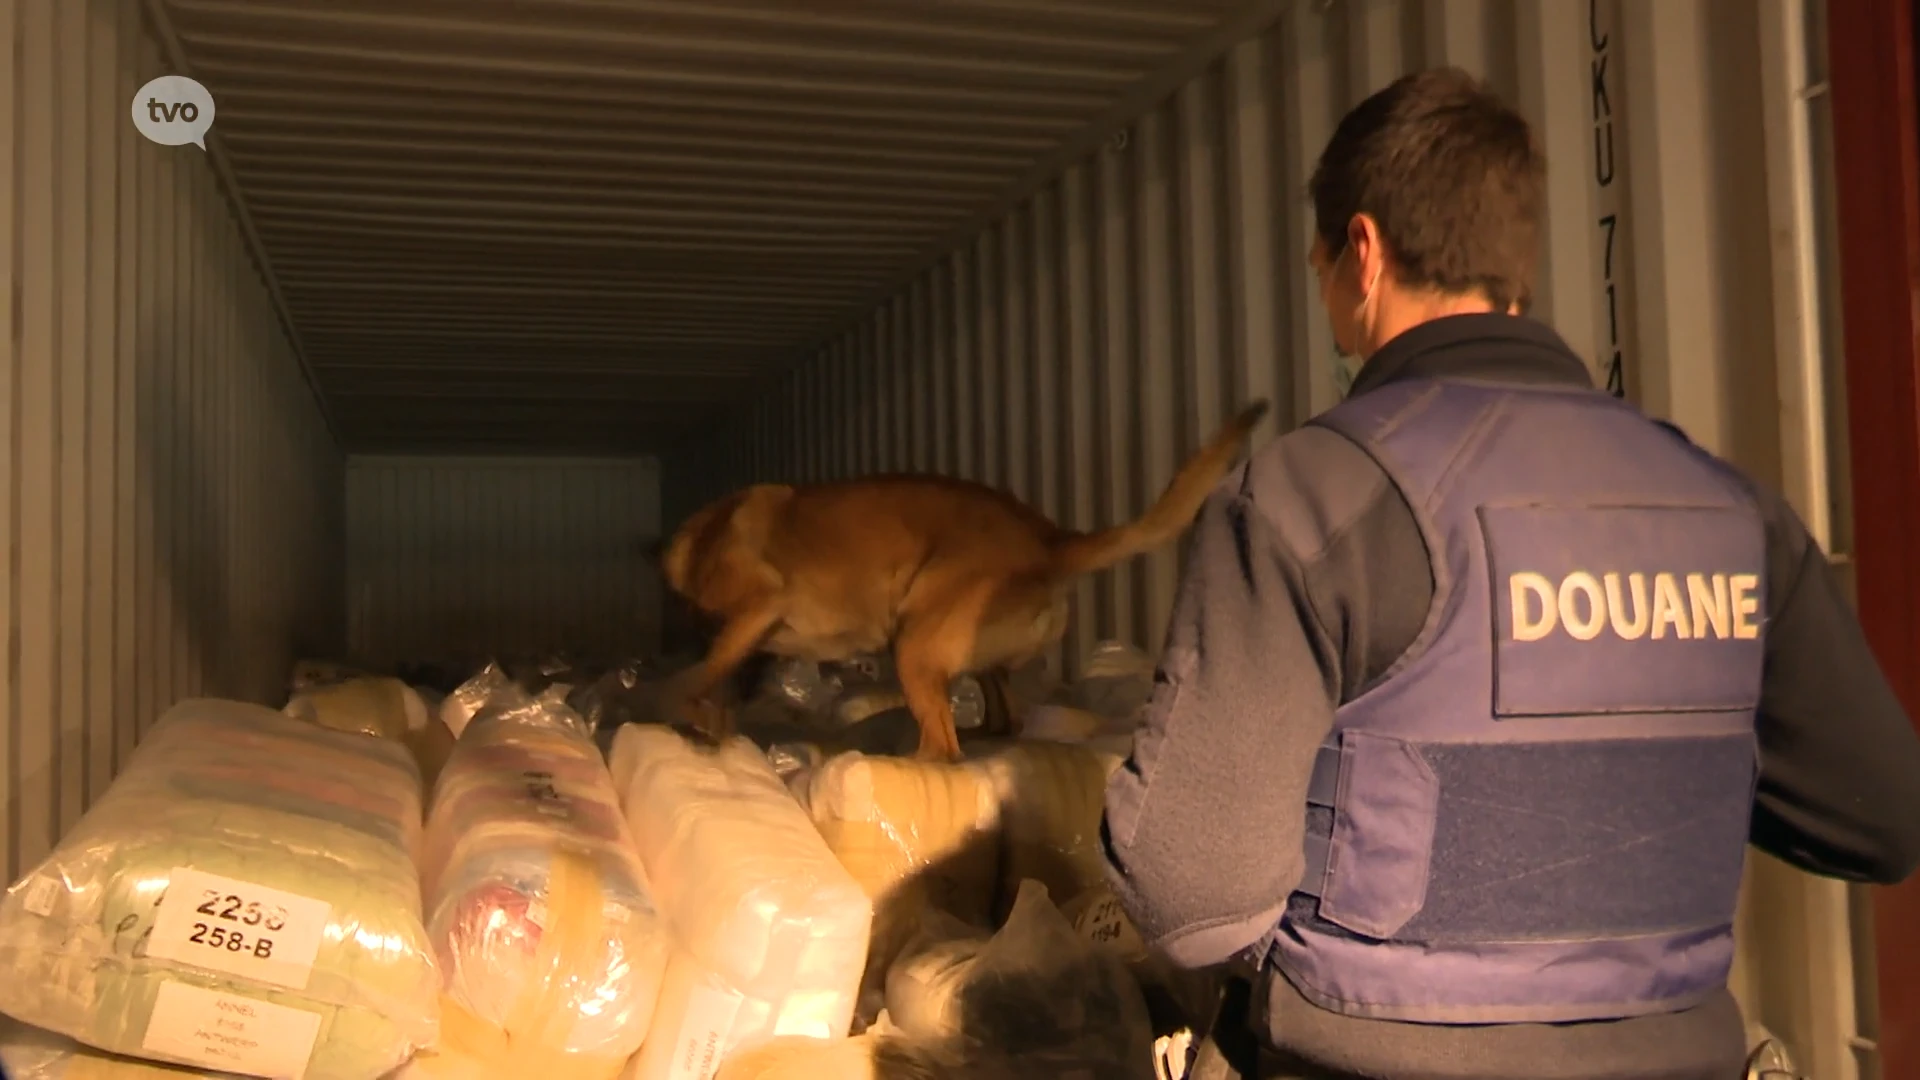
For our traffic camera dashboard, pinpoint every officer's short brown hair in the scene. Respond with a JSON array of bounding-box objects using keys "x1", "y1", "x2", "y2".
[{"x1": 1309, "y1": 66, "x2": 1546, "y2": 313}]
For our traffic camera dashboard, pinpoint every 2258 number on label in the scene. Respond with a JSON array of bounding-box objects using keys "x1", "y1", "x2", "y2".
[
  {"x1": 145, "y1": 869, "x2": 333, "y2": 991},
  {"x1": 188, "y1": 892, "x2": 282, "y2": 959}
]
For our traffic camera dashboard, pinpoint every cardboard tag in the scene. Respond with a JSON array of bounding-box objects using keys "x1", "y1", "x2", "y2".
[
  {"x1": 145, "y1": 868, "x2": 332, "y2": 991},
  {"x1": 140, "y1": 981, "x2": 323, "y2": 1080}
]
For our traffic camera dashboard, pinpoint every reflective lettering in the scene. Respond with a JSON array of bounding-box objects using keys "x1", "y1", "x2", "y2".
[
  {"x1": 1650, "y1": 573, "x2": 1690, "y2": 639},
  {"x1": 1507, "y1": 570, "x2": 1762, "y2": 642},
  {"x1": 1557, "y1": 572, "x2": 1607, "y2": 640},
  {"x1": 1511, "y1": 572, "x2": 1558, "y2": 642},
  {"x1": 1686, "y1": 573, "x2": 1731, "y2": 639},
  {"x1": 1730, "y1": 573, "x2": 1761, "y2": 639},
  {"x1": 1603, "y1": 572, "x2": 1649, "y2": 639}
]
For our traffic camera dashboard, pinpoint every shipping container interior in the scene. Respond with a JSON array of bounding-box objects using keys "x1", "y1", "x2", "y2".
[{"x1": 1, "y1": 0, "x2": 1914, "y2": 1075}]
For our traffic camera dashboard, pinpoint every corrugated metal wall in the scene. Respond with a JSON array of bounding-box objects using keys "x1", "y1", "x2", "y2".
[
  {"x1": 663, "y1": 0, "x2": 1873, "y2": 1074},
  {"x1": 344, "y1": 456, "x2": 661, "y2": 669},
  {"x1": 0, "y1": 0, "x2": 344, "y2": 881},
  {"x1": 665, "y1": 0, "x2": 1847, "y2": 666}
]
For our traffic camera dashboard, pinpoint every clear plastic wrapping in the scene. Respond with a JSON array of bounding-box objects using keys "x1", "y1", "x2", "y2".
[
  {"x1": 567, "y1": 659, "x2": 661, "y2": 734},
  {"x1": 439, "y1": 661, "x2": 516, "y2": 740},
  {"x1": 0, "y1": 698, "x2": 440, "y2": 1080},
  {"x1": 801, "y1": 754, "x2": 1001, "y2": 1023},
  {"x1": 0, "y1": 1014, "x2": 222, "y2": 1079},
  {"x1": 1068, "y1": 640, "x2": 1156, "y2": 726},
  {"x1": 419, "y1": 688, "x2": 670, "y2": 1079},
  {"x1": 608, "y1": 726, "x2": 873, "y2": 1078},
  {"x1": 984, "y1": 740, "x2": 1127, "y2": 925},
  {"x1": 882, "y1": 880, "x2": 1155, "y2": 1079}
]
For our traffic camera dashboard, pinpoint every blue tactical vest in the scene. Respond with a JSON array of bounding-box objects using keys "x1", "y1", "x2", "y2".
[{"x1": 1267, "y1": 376, "x2": 1766, "y2": 1025}]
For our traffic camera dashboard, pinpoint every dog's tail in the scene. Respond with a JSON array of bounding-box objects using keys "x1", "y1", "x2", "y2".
[{"x1": 1047, "y1": 399, "x2": 1270, "y2": 580}]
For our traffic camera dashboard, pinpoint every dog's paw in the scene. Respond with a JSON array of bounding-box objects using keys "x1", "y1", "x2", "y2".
[{"x1": 682, "y1": 697, "x2": 734, "y2": 745}]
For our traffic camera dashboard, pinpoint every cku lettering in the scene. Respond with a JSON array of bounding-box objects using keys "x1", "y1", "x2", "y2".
[{"x1": 1507, "y1": 570, "x2": 1761, "y2": 642}]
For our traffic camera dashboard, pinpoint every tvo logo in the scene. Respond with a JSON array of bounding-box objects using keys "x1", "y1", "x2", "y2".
[{"x1": 131, "y1": 75, "x2": 216, "y2": 150}]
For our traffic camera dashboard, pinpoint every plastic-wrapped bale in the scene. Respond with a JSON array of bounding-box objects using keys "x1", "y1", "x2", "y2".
[
  {"x1": 708, "y1": 1034, "x2": 887, "y2": 1080},
  {"x1": 0, "y1": 1014, "x2": 231, "y2": 1079},
  {"x1": 1069, "y1": 641, "x2": 1156, "y2": 726},
  {"x1": 419, "y1": 693, "x2": 670, "y2": 1080},
  {"x1": 608, "y1": 726, "x2": 872, "y2": 1079},
  {"x1": 283, "y1": 675, "x2": 431, "y2": 742},
  {"x1": 0, "y1": 699, "x2": 440, "y2": 1080},
  {"x1": 984, "y1": 740, "x2": 1126, "y2": 926},
  {"x1": 439, "y1": 662, "x2": 516, "y2": 740},
  {"x1": 801, "y1": 754, "x2": 1000, "y2": 1022},
  {"x1": 882, "y1": 880, "x2": 1154, "y2": 1078},
  {"x1": 284, "y1": 675, "x2": 457, "y2": 790}
]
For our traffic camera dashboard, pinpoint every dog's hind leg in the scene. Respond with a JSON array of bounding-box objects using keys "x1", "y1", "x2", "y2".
[{"x1": 893, "y1": 613, "x2": 974, "y2": 763}]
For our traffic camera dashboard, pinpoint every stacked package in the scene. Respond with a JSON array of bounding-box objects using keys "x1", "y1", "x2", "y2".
[
  {"x1": 987, "y1": 740, "x2": 1129, "y2": 933},
  {"x1": 282, "y1": 675, "x2": 430, "y2": 741},
  {"x1": 0, "y1": 1013, "x2": 223, "y2": 1079},
  {"x1": 418, "y1": 687, "x2": 670, "y2": 1080},
  {"x1": 800, "y1": 753, "x2": 1001, "y2": 1022},
  {"x1": 882, "y1": 880, "x2": 1155, "y2": 1078},
  {"x1": 608, "y1": 726, "x2": 872, "y2": 1079},
  {"x1": 285, "y1": 674, "x2": 458, "y2": 790},
  {"x1": 0, "y1": 699, "x2": 440, "y2": 1080}
]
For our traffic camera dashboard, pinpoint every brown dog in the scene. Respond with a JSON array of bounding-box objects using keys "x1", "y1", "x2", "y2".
[{"x1": 660, "y1": 400, "x2": 1271, "y2": 760}]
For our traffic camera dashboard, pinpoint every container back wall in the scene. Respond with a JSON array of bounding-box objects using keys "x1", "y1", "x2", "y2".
[
  {"x1": 662, "y1": 1, "x2": 1876, "y2": 1076},
  {"x1": 0, "y1": 0, "x2": 344, "y2": 881}
]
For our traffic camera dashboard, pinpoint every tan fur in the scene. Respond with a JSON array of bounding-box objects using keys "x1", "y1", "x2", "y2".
[{"x1": 661, "y1": 400, "x2": 1271, "y2": 760}]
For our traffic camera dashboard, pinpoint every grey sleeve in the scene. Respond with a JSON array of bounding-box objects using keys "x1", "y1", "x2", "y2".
[{"x1": 1099, "y1": 486, "x2": 1341, "y2": 970}]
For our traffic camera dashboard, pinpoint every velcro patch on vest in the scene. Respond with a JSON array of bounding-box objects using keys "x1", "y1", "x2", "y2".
[{"x1": 1479, "y1": 503, "x2": 1765, "y2": 717}]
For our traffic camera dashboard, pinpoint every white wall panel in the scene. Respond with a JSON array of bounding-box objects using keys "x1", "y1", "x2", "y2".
[
  {"x1": 664, "y1": 0, "x2": 1865, "y2": 1072},
  {"x1": 0, "y1": 0, "x2": 344, "y2": 881},
  {"x1": 345, "y1": 456, "x2": 661, "y2": 669}
]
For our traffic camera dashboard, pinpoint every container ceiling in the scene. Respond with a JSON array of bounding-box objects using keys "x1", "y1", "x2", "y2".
[{"x1": 152, "y1": 0, "x2": 1278, "y2": 456}]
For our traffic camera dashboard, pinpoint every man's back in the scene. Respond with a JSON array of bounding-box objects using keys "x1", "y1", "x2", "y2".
[{"x1": 1100, "y1": 312, "x2": 1920, "y2": 1080}]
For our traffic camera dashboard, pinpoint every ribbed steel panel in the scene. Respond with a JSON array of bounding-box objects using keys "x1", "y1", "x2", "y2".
[
  {"x1": 0, "y1": 0, "x2": 343, "y2": 881},
  {"x1": 344, "y1": 456, "x2": 662, "y2": 669},
  {"x1": 149, "y1": 0, "x2": 1282, "y2": 456},
  {"x1": 663, "y1": 1, "x2": 1868, "y2": 1073}
]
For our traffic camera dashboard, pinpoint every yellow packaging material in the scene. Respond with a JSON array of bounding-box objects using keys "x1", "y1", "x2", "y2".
[
  {"x1": 985, "y1": 741, "x2": 1125, "y2": 922},
  {"x1": 802, "y1": 753, "x2": 1000, "y2": 997},
  {"x1": 284, "y1": 676, "x2": 429, "y2": 741},
  {"x1": 609, "y1": 727, "x2": 873, "y2": 1077},
  {"x1": 709, "y1": 1034, "x2": 882, "y2": 1080},
  {"x1": 420, "y1": 700, "x2": 669, "y2": 1080}
]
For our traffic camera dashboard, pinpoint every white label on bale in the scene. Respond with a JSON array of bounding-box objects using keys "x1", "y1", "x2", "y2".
[
  {"x1": 146, "y1": 868, "x2": 332, "y2": 991},
  {"x1": 141, "y1": 981, "x2": 322, "y2": 1080},
  {"x1": 20, "y1": 874, "x2": 60, "y2": 917},
  {"x1": 1069, "y1": 889, "x2": 1147, "y2": 960},
  {"x1": 663, "y1": 983, "x2": 745, "y2": 1080}
]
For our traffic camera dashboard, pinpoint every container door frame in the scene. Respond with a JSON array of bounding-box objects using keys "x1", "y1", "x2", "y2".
[{"x1": 1828, "y1": 0, "x2": 1920, "y2": 1076}]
